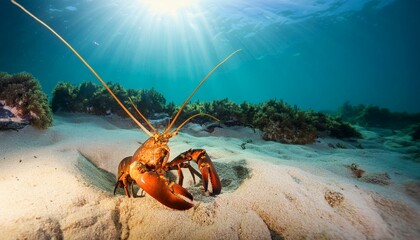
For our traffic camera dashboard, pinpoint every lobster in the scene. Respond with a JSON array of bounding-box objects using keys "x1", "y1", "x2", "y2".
[
  {"x1": 12, "y1": 0, "x2": 239, "y2": 210},
  {"x1": 114, "y1": 147, "x2": 221, "y2": 210}
]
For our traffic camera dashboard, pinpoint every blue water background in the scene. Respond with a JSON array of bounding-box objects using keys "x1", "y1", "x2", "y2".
[{"x1": 1, "y1": 0, "x2": 419, "y2": 112}]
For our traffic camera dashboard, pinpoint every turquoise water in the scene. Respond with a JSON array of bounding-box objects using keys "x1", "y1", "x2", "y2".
[{"x1": 1, "y1": 0, "x2": 419, "y2": 112}]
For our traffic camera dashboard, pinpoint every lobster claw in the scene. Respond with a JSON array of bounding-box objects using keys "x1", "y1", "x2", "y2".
[
  {"x1": 129, "y1": 161, "x2": 194, "y2": 210},
  {"x1": 195, "y1": 151, "x2": 222, "y2": 195}
]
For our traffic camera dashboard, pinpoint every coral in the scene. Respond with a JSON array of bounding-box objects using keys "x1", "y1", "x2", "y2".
[
  {"x1": 324, "y1": 190, "x2": 344, "y2": 207},
  {"x1": 0, "y1": 72, "x2": 52, "y2": 129}
]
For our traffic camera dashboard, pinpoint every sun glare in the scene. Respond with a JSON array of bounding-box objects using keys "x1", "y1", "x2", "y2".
[{"x1": 142, "y1": 0, "x2": 197, "y2": 16}]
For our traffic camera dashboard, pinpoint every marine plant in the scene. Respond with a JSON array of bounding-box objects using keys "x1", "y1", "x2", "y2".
[
  {"x1": 238, "y1": 101, "x2": 258, "y2": 126},
  {"x1": 51, "y1": 81, "x2": 169, "y2": 118},
  {"x1": 252, "y1": 99, "x2": 318, "y2": 144},
  {"x1": 50, "y1": 81, "x2": 363, "y2": 144},
  {"x1": 209, "y1": 98, "x2": 242, "y2": 122},
  {"x1": 135, "y1": 88, "x2": 166, "y2": 118},
  {"x1": 338, "y1": 102, "x2": 420, "y2": 129},
  {"x1": 304, "y1": 110, "x2": 362, "y2": 139},
  {"x1": 51, "y1": 82, "x2": 79, "y2": 112},
  {"x1": 0, "y1": 72, "x2": 52, "y2": 129},
  {"x1": 171, "y1": 101, "x2": 206, "y2": 124},
  {"x1": 91, "y1": 82, "x2": 129, "y2": 116},
  {"x1": 171, "y1": 98, "x2": 249, "y2": 127},
  {"x1": 77, "y1": 81, "x2": 99, "y2": 111}
]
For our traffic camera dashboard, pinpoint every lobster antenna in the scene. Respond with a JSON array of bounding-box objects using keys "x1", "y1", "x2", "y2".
[
  {"x1": 164, "y1": 49, "x2": 241, "y2": 134},
  {"x1": 172, "y1": 113, "x2": 220, "y2": 135},
  {"x1": 11, "y1": 0, "x2": 153, "y2": 137},
  {"x1": 128, "y1": 97, "x2": 157, "y2": 133}
]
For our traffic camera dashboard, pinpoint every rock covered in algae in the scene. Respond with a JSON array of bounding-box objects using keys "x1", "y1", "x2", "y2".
[
  {"x1": 0, "y1": 103, "x2": 30, "y2": 130},
  {"x1": 0, "y1": 72, "x2": 52, "y2": 130}
]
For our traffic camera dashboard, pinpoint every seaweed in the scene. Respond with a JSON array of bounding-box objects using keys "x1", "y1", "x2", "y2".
[
  {"x1": 250, "y1": 100, "x2": 362, "y2": 144},
  {"x1": 51, "y1": 81, "x2": 169, "y2": 119},
  {"x1": 337, "y1": 101, "x2": 420, "y2": 129},
  {"x1": 51, "y1": 82, "x2": 79, "y2": 112},
  {"x1": 77, "y1": 81, "x2": 99, "y2": 112},
  {"x1": 252, "y1": 100, "x2": 317, "y2": 144},
  {"x1": 49, "y1": 81, "x2": 363, "y2": 144},
  {"x1": 329, "y1": 121, "x2": 362, "y2": 139},
  {"x1": 51, "y1": 81, "x2": 130, "y2": 116},
  {"x1": 209, "y1": 98, "x2": 242, "y2": 122},
  {"x1": 91, "y1": 82, "x2": 129, "y2": 116},
  {"x1": 0, "y1": 72, "x2": 52, "y2": 129},
  {"x1": 136, "y1": 88, "x2": 166, "y2": 118},
  {"x1": 239, "y1": 101, "x2": 257, "y2": 126},
  {"x1": 169, "y1": 101, "x2": 205, "y2": 125},
  {"x1": 304, "y1": 111, "x2": 362, "y2": 139}
]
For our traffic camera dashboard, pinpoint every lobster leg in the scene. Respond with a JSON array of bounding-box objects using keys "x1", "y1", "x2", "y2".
[
  {"x1": 177, "y1": 165, "x2": 184, "y2": 186},
  {"x1": 166, "y1": 150, "x2": 201, "y2": 184},
  {"x1": 167, "y1": 149, "x2": 221, "y2": 195},
  {"x1": 114, "y1": 172, "x2": 133, "y2": 197},
  {"x1": 114, "y1": 156, "x2": 135, "y2": 197},
  {"x1": 131, "y1": 182, "x2": 136, "y2": 198},
  {"x1": 122, "y1": 173, "x2": 132, "y2": 197},
  {"x1": 175, "y1": 162, "x2": 200, "y2": 185},
  {"x1": 113, "y1": 170, "x2": 123, "y2": 195},
  {"x1": 130, "y1": 161, "x2": 194, "y2": 210},
  {"x1": 186, "y1": 163, "x2": 198, "y2": 185}
]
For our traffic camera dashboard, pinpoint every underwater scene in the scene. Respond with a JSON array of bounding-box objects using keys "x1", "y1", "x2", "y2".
[{"x1": 0, "y1": 0, "x2": 419, "y2": 239}]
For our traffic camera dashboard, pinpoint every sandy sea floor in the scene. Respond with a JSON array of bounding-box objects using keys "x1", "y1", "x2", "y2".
[{"x1": 0, "y1": 113, "x2": 419, "y2": 239}]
